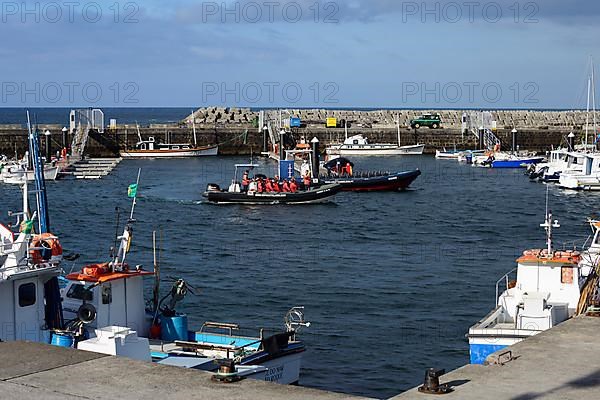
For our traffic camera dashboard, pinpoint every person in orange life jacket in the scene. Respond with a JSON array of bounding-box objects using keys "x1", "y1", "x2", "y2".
[
  {"x1": 272, "y1": 178, "x2": 281, "y2": 192},
  {"x1": 346, "y1": 163, "x2": 353, "y2": 176},
  {"x1": 303, "y1": 171, "x2": 311, "y2": 190},
  {"x1": 257, "y1": 178, "x2": 264, "y2": 193},
  {"x1": 289, "y1": 178, "x2": 298, "y2": 193},
  {"x1": 265, "y1": 178, "x2": 273, "y2": 192},
  {"x1": 241, "y1": 170, "x2": 250, "y2": 191},
  {"x1": 282, "y1": 179, "x2": 291, "y2": 192}
]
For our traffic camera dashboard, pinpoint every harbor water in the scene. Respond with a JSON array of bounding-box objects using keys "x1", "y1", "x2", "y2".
[{"x1": 1, "y1": 156, "x2": 597, "y2": 398}]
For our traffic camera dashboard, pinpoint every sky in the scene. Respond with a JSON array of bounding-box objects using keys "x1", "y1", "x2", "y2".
[{"x1": 1, "y1": 0, "x2": 599, "y2": 109}]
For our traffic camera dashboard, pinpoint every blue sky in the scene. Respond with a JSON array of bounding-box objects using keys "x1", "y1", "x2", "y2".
[{"x1": 1, "y1": 0, "x2": 599, "y2": 108}]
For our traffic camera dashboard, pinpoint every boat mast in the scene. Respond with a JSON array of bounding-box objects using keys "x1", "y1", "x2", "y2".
[
  {"x1": 396, "y1": 115, "x2": 402, "y2": 147},
  {"x1": 191, "y1": 109, "x2": 198, "y2": 147},
  {"x1": 586, "y1": 68, "x2": 591, "y2": 150},
  {"x1": 113, "y1": 168, "x2": 141, "y2": 268},
  {"x1": 135, "y1": 122, "x2": 143, "y2": 143},
  {"x1": 592, "y1": 58, "x2": 597, "y2": 151},
  {"x1": 540, "y1": 187, "x2": 560, "y2": 255},
  {"x1": 344, "y1": 120, "x2": 348, "y2": 140}
]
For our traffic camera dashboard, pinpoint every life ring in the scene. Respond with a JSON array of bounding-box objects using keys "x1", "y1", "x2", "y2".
[
  {"x1": 30, "y1": 233, "x2": 63, "y2": 264},
  {"x1": 82, "y1": 263, "x2": 111, "y2": 278}
]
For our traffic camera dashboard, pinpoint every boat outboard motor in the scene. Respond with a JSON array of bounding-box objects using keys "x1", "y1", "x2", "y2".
[{"x1": 206, "y1": 183, "x2": 221, "y2": 192}]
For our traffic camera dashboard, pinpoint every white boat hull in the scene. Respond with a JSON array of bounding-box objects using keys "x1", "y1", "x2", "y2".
[
  {"x1": 121, "y1": 146, "x2": 218, "y2": 158},
  {"x1": 435, "y1": 150, "x2": 461, "y2": 159},
  {"x1": 1, "y1": 165, "x2": 60, "y2": 184},
  {"x1": 326, "y1": 144, "x2": 425, "y2": 156}
]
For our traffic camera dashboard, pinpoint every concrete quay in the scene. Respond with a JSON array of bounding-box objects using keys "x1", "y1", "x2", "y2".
[
  {"x1": 0, "y1": 341, "x2": 369, "y2": 400},
  {"x1": 393, "y1": 316, "x2": 600, "y2": 400}
]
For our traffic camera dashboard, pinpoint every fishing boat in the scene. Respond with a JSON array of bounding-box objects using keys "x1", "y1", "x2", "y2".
[
  {"x1": 0, "y1": 114, "x2": 65, "y2": 344},
  {"x1": 435, "y1": 149, "x2": 462, "y2": 160},
  {"x1": 120, "y1": 122, "x2": 218, "y2": 158},
  {"x1": 475, "y1": 152, "x2": 544, "y2": 168},
  {"x1": 1, "y1": 157, "x2": 60, "y2": 184},
  {"x1": 325, "y1": 120, "x2": 424, "y2": 156},
  {"x1": 59, "y1": 175, "x2": 311, "y2": 384},
  {"x1": 558, "y1": 153, "x2": 600, "y2": 190},
  {"x1": 528, "y1": 149, "x2": 585, "y2": 182},
  {"x1": 320, "y1": 157, "x2": 421, "y2": 191},
  {"x1": 203, "y1": 163, "x2": 342, "y2": 205},
  {"x1": 467, "y1": 209, "x2": 599, "y2": 364}
]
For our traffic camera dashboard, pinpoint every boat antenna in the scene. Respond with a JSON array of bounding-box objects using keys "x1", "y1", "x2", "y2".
[
  {"x1": 540, "y1": 185, "x2": 560, "y2": 255},
  {"x1": 191, "y1": 109, "x2": 198, "y2": 147},
  {"x1": 152, "y1": 230, "x2": 160, "y2": 313},
  {"x1": 111, "y1": 207, "x2": 121, "y2": 258}
]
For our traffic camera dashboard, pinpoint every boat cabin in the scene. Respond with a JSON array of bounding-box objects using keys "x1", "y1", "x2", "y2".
[
  {"x1": 136, "y1": 137, "x2": 192, "y2": 151},
  {"x1": 62, "y1": 264, "x2": 154, "y2": 338},
  {"x1": 0, "y1": 226, "x2": 63, "y2": 342}
]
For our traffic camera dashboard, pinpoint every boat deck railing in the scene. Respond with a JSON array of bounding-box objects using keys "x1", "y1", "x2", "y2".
[{"x1": 496, "y1": 268, "x2": 517, "y2": 306}]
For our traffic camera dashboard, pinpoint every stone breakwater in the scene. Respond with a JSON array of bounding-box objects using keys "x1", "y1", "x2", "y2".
[
  {"x1": 0, "y1": 108, "x2": 592, "y2": 157},
  {"x1": 187, "y1": 107, "x2": 596, "y2": 130}
]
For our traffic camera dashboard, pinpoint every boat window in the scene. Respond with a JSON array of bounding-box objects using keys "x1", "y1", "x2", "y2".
[
  {"x1": 561, "y1": 266, "x2": 574, "y2": 284},
  {"x1": 353, "y1": 140, "x2": 359, "y2": 145},
  {"x1": 102, "y1": 284, "x2": 112, "y2": 304},
  {"x1": 66, "y1": 284, "x2": 93, "y2": 301},
  {"x1": 172, "y1": 146, "x2": 180, "y2": 149},
  {"x1": 18, "y1": 282, "x2": 36, "y2": 307},
  {"x1": 141, "y1": 144, "x2": 146, "y2": 150}
]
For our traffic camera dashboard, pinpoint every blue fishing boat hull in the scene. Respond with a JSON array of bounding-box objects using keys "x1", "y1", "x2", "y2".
[
  {"x1": 492, "y1": 158, "x2": 544, "y2": 168},
  {"x1": 469, "y1": 343, "x2": 508, "y2": 364}
]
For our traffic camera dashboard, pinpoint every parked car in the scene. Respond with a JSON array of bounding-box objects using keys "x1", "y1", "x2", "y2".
[{"x1": 410, "y1": 114, "x2": 442, "y2": 129}]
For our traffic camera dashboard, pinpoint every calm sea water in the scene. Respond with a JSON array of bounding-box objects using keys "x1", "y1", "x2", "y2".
[{"x1": 2, "y1": 156, "x2": 599, "y2": 398}]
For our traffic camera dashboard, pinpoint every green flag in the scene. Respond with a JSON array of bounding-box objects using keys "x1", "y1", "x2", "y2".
[{"x1": 128, "y1": 184, "x2": 138, "y2": 198}]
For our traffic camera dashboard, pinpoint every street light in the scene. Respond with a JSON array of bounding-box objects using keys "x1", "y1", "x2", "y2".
[
  {"x1": 44, "y1": 130, "x2": 52, "y2": 162},
  {"x1": 262, "y1": 125, "x2": 268, "y2": 155}
]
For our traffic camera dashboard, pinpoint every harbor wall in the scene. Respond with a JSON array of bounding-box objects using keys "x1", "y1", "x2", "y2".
[{"x1": 0, "y1": 107, "x2": 587, "y2": 157}]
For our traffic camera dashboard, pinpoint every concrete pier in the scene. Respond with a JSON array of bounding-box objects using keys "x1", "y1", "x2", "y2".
[
  {"x1": 393, "y1": 316, "x2": 600, "y2": 400},
  {"x1": 0, "y1": 341, "x2": 369, "y2": 400}
]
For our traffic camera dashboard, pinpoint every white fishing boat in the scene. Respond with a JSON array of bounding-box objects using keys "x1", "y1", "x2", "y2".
[
  {"x1": 58, "y1": 171, "x2": 310, "y2": 384},
  {"x1": 435, "y1": 148, "x2": 462, "y2": 160},
  {"x1": 1, "y1": 159, "x2": 60, "y2": 184},
  {"x1": 467, "y1": 208, "x2": 599, "y2": 364},
  {"x1": 326, "y1": 119, "x2": 424, "y2": 156},
  {"x1": 529, "y1": 149, "x2": 585, "y2": 182},
  {"x1": 0, "y1": 115, "x2": 65, "y2": 344},
  {"x1": 120, "y1": 122, "x2": 218, "y2": 158},
  {"x1": 558, "y1": 153, "x2": 600, "y2": 190}
]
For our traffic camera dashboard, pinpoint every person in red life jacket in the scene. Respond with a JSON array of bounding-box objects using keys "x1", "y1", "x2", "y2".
[
  {"x1": 282, "y1": 179, "x2": 291, "y2": 192},
  {"x1": 241, "y1": 170, "x2": 250, "y2": 192},
  {"x1": 346, "y1": 163, "x2": 353, "y2": 176},
  {"x1": 265, "y1": 178, "x2": 273, "y2": 192},
  {"x1": 303, "y1": 171, "x2": 311, "y2": 190},
  {"x1": 257, "y1": 178, "x2": 264, "y2": 193},
  {"x1": 272, "y1": 178, "x2": 281, "y2": 193},
  {"x1": 289, "y1": 178, "x2": 298, "y2": 193}
]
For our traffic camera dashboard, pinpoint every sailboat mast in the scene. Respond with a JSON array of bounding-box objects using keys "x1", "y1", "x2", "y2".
[
  {"x1": 396, "y1": 116, "x2": 402, "y2": 147},
  {"x1": 592, "y1": 59, "x2": 597, "y2": 150},
  {"x1": 191, "y1": 109, "x2": 198, "y2": 147},
  {"x1": 586, "y1": 76, "x2": 591, "y2": 149}
]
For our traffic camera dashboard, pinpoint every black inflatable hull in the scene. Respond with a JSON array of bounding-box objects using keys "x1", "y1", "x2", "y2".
[
  {"x1": 203, "y1": 184, "x2": 342, "y2": 204},
  {"x1": 321, "y1": 169, "x2": 421, "y2": 192}
]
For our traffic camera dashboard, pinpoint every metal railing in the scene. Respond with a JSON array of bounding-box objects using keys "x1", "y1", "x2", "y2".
[{"x1": 496, "y1": 268, "x2": 517, "y2": 306}]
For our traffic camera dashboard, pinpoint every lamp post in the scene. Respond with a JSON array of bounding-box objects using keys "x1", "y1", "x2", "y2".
[
  {"x1": 511, "y1": 128, "x2": 518, "y2": 154},
  {"x1": 568, "y1": 132, "x2": 575, "y2": 152},
  {"x1": 279, "y1": 129, "x2": 286, "y2": 161},
  {"x1": 44, "y1": 129, "x2": 52, "y2": 162},
  {"x1": 61, "y1": 126, "x2": 68, "y2": 149},
  {"x1": 262, "y1": 125, "x2": 268, "y2": 156}
]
